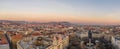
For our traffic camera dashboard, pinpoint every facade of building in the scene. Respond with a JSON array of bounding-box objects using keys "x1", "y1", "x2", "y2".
[
  {"x1": 0, "y1": 31, "x2": 10, "y2": 49},
  {"x1": 0, "y1": 44, "x2": 10, "y2": 49},
  {"x1": 79, "y1": 31, "x2": 104, "y2": 39},
  {"x1": 112, "y1": 36, "x2": 120, "y2": 49}
]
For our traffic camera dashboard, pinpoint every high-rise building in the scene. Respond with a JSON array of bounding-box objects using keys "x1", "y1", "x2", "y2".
[{"x1": 86, "y1": 30, "x2": 94, "y2": 49}]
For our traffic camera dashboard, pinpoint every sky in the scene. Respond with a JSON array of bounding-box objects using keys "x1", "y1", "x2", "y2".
[{"x1": 0, "y1": 0, "x2": 120, "y2": 24}]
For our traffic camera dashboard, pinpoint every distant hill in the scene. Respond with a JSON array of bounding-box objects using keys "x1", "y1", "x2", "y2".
[
  {"x1": 0, "y1": 20, "x2": 73, "y2": 25},
  {"x1": 0, "y1": 20, "x2": 28, "y2": 25}
]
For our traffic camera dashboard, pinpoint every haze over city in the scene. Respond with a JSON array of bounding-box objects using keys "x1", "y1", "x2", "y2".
[
  {"x1": 1, "y1": 0, "x2": 120, "y2": 49},
  {"x1": 0, "y1": 0, "x2": 120, "y2": 24}
]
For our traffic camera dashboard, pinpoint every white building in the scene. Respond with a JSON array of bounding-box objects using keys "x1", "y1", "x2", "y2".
[
  {"x1": 0, "y1": 44, "x2": 9, "y2": 49},
  {"x1": 111, "y1": 36, "x2": 120, "y2": 49},
  {"x1": 79, "y1": 32, "x2": 104, "y2": 39}
]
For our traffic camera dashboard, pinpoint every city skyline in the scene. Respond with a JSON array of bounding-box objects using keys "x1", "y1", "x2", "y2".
[{"x1": 1, "y1": 0, "x2": 120, "y2": 24}]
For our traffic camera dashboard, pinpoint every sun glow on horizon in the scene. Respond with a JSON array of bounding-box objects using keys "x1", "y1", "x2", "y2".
[{"x1": 0, "y1": 0, "x2": 120, "y2": 24}]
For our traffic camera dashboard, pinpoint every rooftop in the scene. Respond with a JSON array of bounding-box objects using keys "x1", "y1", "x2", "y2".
[{"x1": 0, "y1": 34, "x2": 8, "y2": 45}]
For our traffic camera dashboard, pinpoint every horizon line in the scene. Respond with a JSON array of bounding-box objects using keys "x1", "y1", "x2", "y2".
[{"x1": 0, "y1": 19, "x2": 120, "y2": 25}]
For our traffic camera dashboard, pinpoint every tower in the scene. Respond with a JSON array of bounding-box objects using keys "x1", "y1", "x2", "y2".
[
  {"x1": 88, "y1": 30, "x2": 92, "y2": 39},
  {"x1": 87, "y1": 30, "x2": 94, "y2": 47}
]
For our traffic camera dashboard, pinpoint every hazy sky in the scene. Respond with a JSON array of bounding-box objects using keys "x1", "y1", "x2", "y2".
[{"x1": 0, "y1": 0, "x2": 120, "y2": 24}]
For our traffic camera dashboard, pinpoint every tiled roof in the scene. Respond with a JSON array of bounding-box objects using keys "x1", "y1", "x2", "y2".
[{"x1": 0, "y1": 38, "x2": 8, "y2": 45}]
